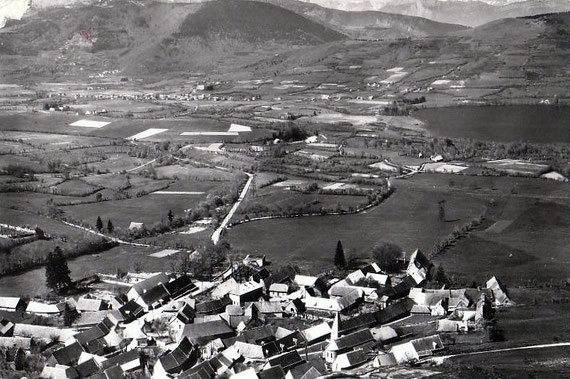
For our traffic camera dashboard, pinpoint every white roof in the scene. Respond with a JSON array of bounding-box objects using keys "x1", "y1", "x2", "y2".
[
  {"x1": 230, "y1": 280, "x2": 264, "y2": 296},
  {"x1": 269, "y1": 283, "x2": 289, "y2": 293},
  {"x1": 76, "y1": 298, "x2": 104, "y2": 312},
  {"x1": 301, "y1": 322, "x2": 331, "y2": 343},
  {"x1": 0, "y1": 296, "x2": 21, "y2": 309},
  {"x1": 294, "y1": 275, "x2": 319, "y2": 287},
  {"x1": 346, "y1": 270, "x2": 366, "y2": 285},
  {"x1": 230, "y1": 367, "x2": 257, "y2": 379},
  {"x1": 211, "y1": 277, "x2": 239, "y2": 299},
  {"x1": 14, "y1": 324, "x2": 77, "y2": 342},
  {"x1": 26, "y1": 301, "x2": 64, "y2": 314}
]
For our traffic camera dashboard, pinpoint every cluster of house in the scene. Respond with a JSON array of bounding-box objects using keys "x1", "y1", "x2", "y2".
[{"x1": 0, "y1": 250, "x2": 513, "y2": 378}]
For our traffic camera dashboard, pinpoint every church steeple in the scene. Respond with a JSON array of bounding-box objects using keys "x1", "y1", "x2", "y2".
[{"x1": 331, "y1": 311, "x2": 340, "y2": 340}]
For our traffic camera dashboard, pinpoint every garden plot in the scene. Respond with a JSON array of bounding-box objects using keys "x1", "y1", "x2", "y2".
[
  {"x1": 485, "y1": 220, "x2": 514, "y2": 234},
  {"x1": 149, "y1": 249, "x2": 180, "y2": 258},
  {"x1": 312, "y1": 113, "x2": 377, "y2": 126},
  {"x1": 180, "y1": 225, "x2": 208, "y2": 234},
  {"x1": 228, "y1": 124, "x2": 252, "y2": 132},
  {"x1": 272, "y1": 179, "x2": 307, "y2": 188},
  {"x1": 482, "y1": 159, "x2": 550, "y2": 176},
  {"x1": 422, "y1": 162, "x2": 468, "y2": 174},
  {"x1": 181, "y1": 132, "x2": 238, "y2": 136},
  {"x1": 381, "y1": 67, "x2": 408, "y2": 84},
  {"x1": 127, "y1": 128, "x2": 168, "y2": 140},
  {"x1": 369, "y1": 161, "x2": 399, "y2": 172},
  {"x1": 69, "y1": 120, "x2": 111, "y2": 128}
]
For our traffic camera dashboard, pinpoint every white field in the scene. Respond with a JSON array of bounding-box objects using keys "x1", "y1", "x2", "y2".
[
  {"x1": 347, "y1": 99, "x2": 390, "y2": 105},
  {"x1": 431, "y1": 79, "x2": 451, "y2": 86},
  {"x1": 369, "y1": 162, "x2": 399, "y2": 172},
  {"x1": 312, "y1": 113, "x2": 377, "y2": 126},
  {"x1": 69, "y1": 120, "x2": 110, "y2": 128},
  {"x1": 386, "y1": 67, "x2": 404, "y2": 72},
  {"x1": 149, "y1": 249, "x2": 180, "y2": 258},
  {"x1": 422, "y1": 163, "x2": 468, "y2": 173},
  {"x1": 127, "y1": 128, "x2": 168, "y2": 140},
  {"x1": 194, "y1": 143, "x2": 224, "y2": 153},
  {"x1": 273, "y1": 180, "x2": 306, "y2": 187},
  {"x1": 180, "y1": 226, "x2": 208, "y2": 235},
  {"x1": 180, "y1": 132, "x2": 239, "y2": 136},
  {"x1": 228, "y1": 124, "x2": 252, "y2": 132},
  {"x1": 151, "y1": 191, "x2": 205, "y2": 195},
  {"x1": 381, "y1": 72, "x2": 408, "y2": 84},
  {"x1": 323, "y1": 182, "x2": 345, "y2": 190}
]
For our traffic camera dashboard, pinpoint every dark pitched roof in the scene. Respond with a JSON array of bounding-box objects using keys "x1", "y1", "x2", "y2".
[
  {"x1": 331, "y1": 329, "x2": 374, "y2": 351},
  {"x1": 262, "y1": 340, "x2": 281, "y2": 357},
  {"x1": 209, "y1": 352, "x2": 234, "y2": 373},
  {"x1": 182, "y1": 320, "x2": 234, "y2": 345},
  {"x1": 339, "y1": 312, "x2": 377, "y2": 334},
  {"x1": 76, "y1": 318, "x2": 114, "y2": 345},
  {"x1": 131, "y1": 273, "x2": 170, "y2": 296},
  {"x1": 179, "y1": 360, "x2": 215, "y2": 379},
  {"x1": 101, "y1": 349, "x2": 140, "y2": 370},
  {"x1": 140, "y1": 284, "x2": 170, "y2": 306},
  {"x1": 103, "y1": 365, "x2": 124, "y2": 379},
  {"x1": 267, "y1": 350, "x2": 304, "y2": 371},
  {"x1": 374, "y1": 298, "x2": 415, "y2": 324},
  {"x1": 242, "y1": 325, "x2": 275, "y2": 344},
  {"x1": 159, "y1": 337, "x2": 197, "y2": 374},
  {"x1": 275, "y1": 330, "x2": 306, "y2": 351},
  {"x1": 77, "y1": 358, "x2": 100, "y2": 377},
  {"x1": 176, "y1": 304, "x2": 196, "y2": 324},
  {"x1": 379, "y1": 276, "x2": 416, "y2": 301},
  {"x1": 196, "y1": 297, "x2": 232, "y2": 314},
  {"x1": 165, "y1": 275, "x2": 198, "y2": 298},
  {"x1": 119, "y1": 300, "x2": 145, "y2": 320},
  {"x1": 258, "y1": 366, "x2": 286, "y2": 379},
  {"x1": 51, "y1": 342, "x2": 84, "y2": 366}
]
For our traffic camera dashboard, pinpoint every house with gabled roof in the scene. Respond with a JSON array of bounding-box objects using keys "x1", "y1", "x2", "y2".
[
  {"x1": 212, "y1": 277, "x2": 240, "y2": 299},
  {"x1": 181, "y1": 320, "x2": 235, "y2": 345},
  {"x1": 26, "y1": 301, "x2": 65, "y2": 316},
  {"x1": 406, "y1": 249, "x2": 431, "y2": 285},
  {"x1": 486, "y1": 276, "x2": 514, "y2": 307},
  {"x1": 331, "y1": 349, "x2": 368, "y2": 371},
  {"x1": 264, "y1": 350, "x2": 304, "y2": 372},
  {"x1": 127, "y1": 272, "x2": 170, "y2": 301},
  {"x1": 154, "y1": 337, "x2": 198, "y2": 377},
  {"x1": 0, "y1": 296, "x2": 24, "y2": 312},
  {"x1": 77, "y1": 297, "x2": 107, "y2": 313},
  {"x1": 41, "y1": 364, "x2": 80, "y2": 379},
  {"x1": 229, "y1": 280, "x2": 264, "y2": 306},
  {"x1": 300, "y1": 322, "x2": 330, "y2": 345},
  {"x1": 390, "y1": 334, "x2": 444, "y2": 364},
  {"x1": 47, "y1": 341, "x2": 84, "y2": 367}
]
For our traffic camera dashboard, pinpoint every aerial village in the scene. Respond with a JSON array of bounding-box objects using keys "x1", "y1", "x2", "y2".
[{"x1": 0, "y1": 248, "x2": 513, "y2": 379}]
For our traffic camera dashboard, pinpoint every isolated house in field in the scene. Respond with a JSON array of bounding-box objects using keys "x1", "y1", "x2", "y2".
[
  {"x1": 128, "y1": 222, "x2": 145, "y2": 232},
  {"x1": 406, "y1": 249, "x2": 431, "y2": 285},
  {"x1": 127, "y1": 272, "x2": 170, "y2": 301},
  {"x1": 0, "y1": 297, "x2": 24, "y2": 312},
  {"x1": 243, "y1": 254, "x2": 266, "y2": 267},
  {"x1": 390, "y1": 335, "x2": 444, "y2": 364},
  {"x1": 486, "y1": 276, "x2": 514, "y2": 307},
  {"x1": 153, "y1": 337, "x2": 198, "y2": 377}
]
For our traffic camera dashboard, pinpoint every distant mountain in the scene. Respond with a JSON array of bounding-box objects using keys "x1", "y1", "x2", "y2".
[
  {"x1": 253, "y1": 0, "x2": 468, "y2": 39},
  {"x1": 298, "y1": 0, "x2": 570, "y2": 27}
]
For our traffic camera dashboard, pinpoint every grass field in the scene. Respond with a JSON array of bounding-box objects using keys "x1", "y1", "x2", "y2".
[{"x1": 226, "y1": 175, "x2": 487, "y2": 273}]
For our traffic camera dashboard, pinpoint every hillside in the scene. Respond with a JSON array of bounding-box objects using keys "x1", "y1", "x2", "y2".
[
  {"x1": 301, "y1": 0, "x2": 570, "y2": 27},
  {"x1": 254, "y1": 0, "x2": 468, "y2": 39}
]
